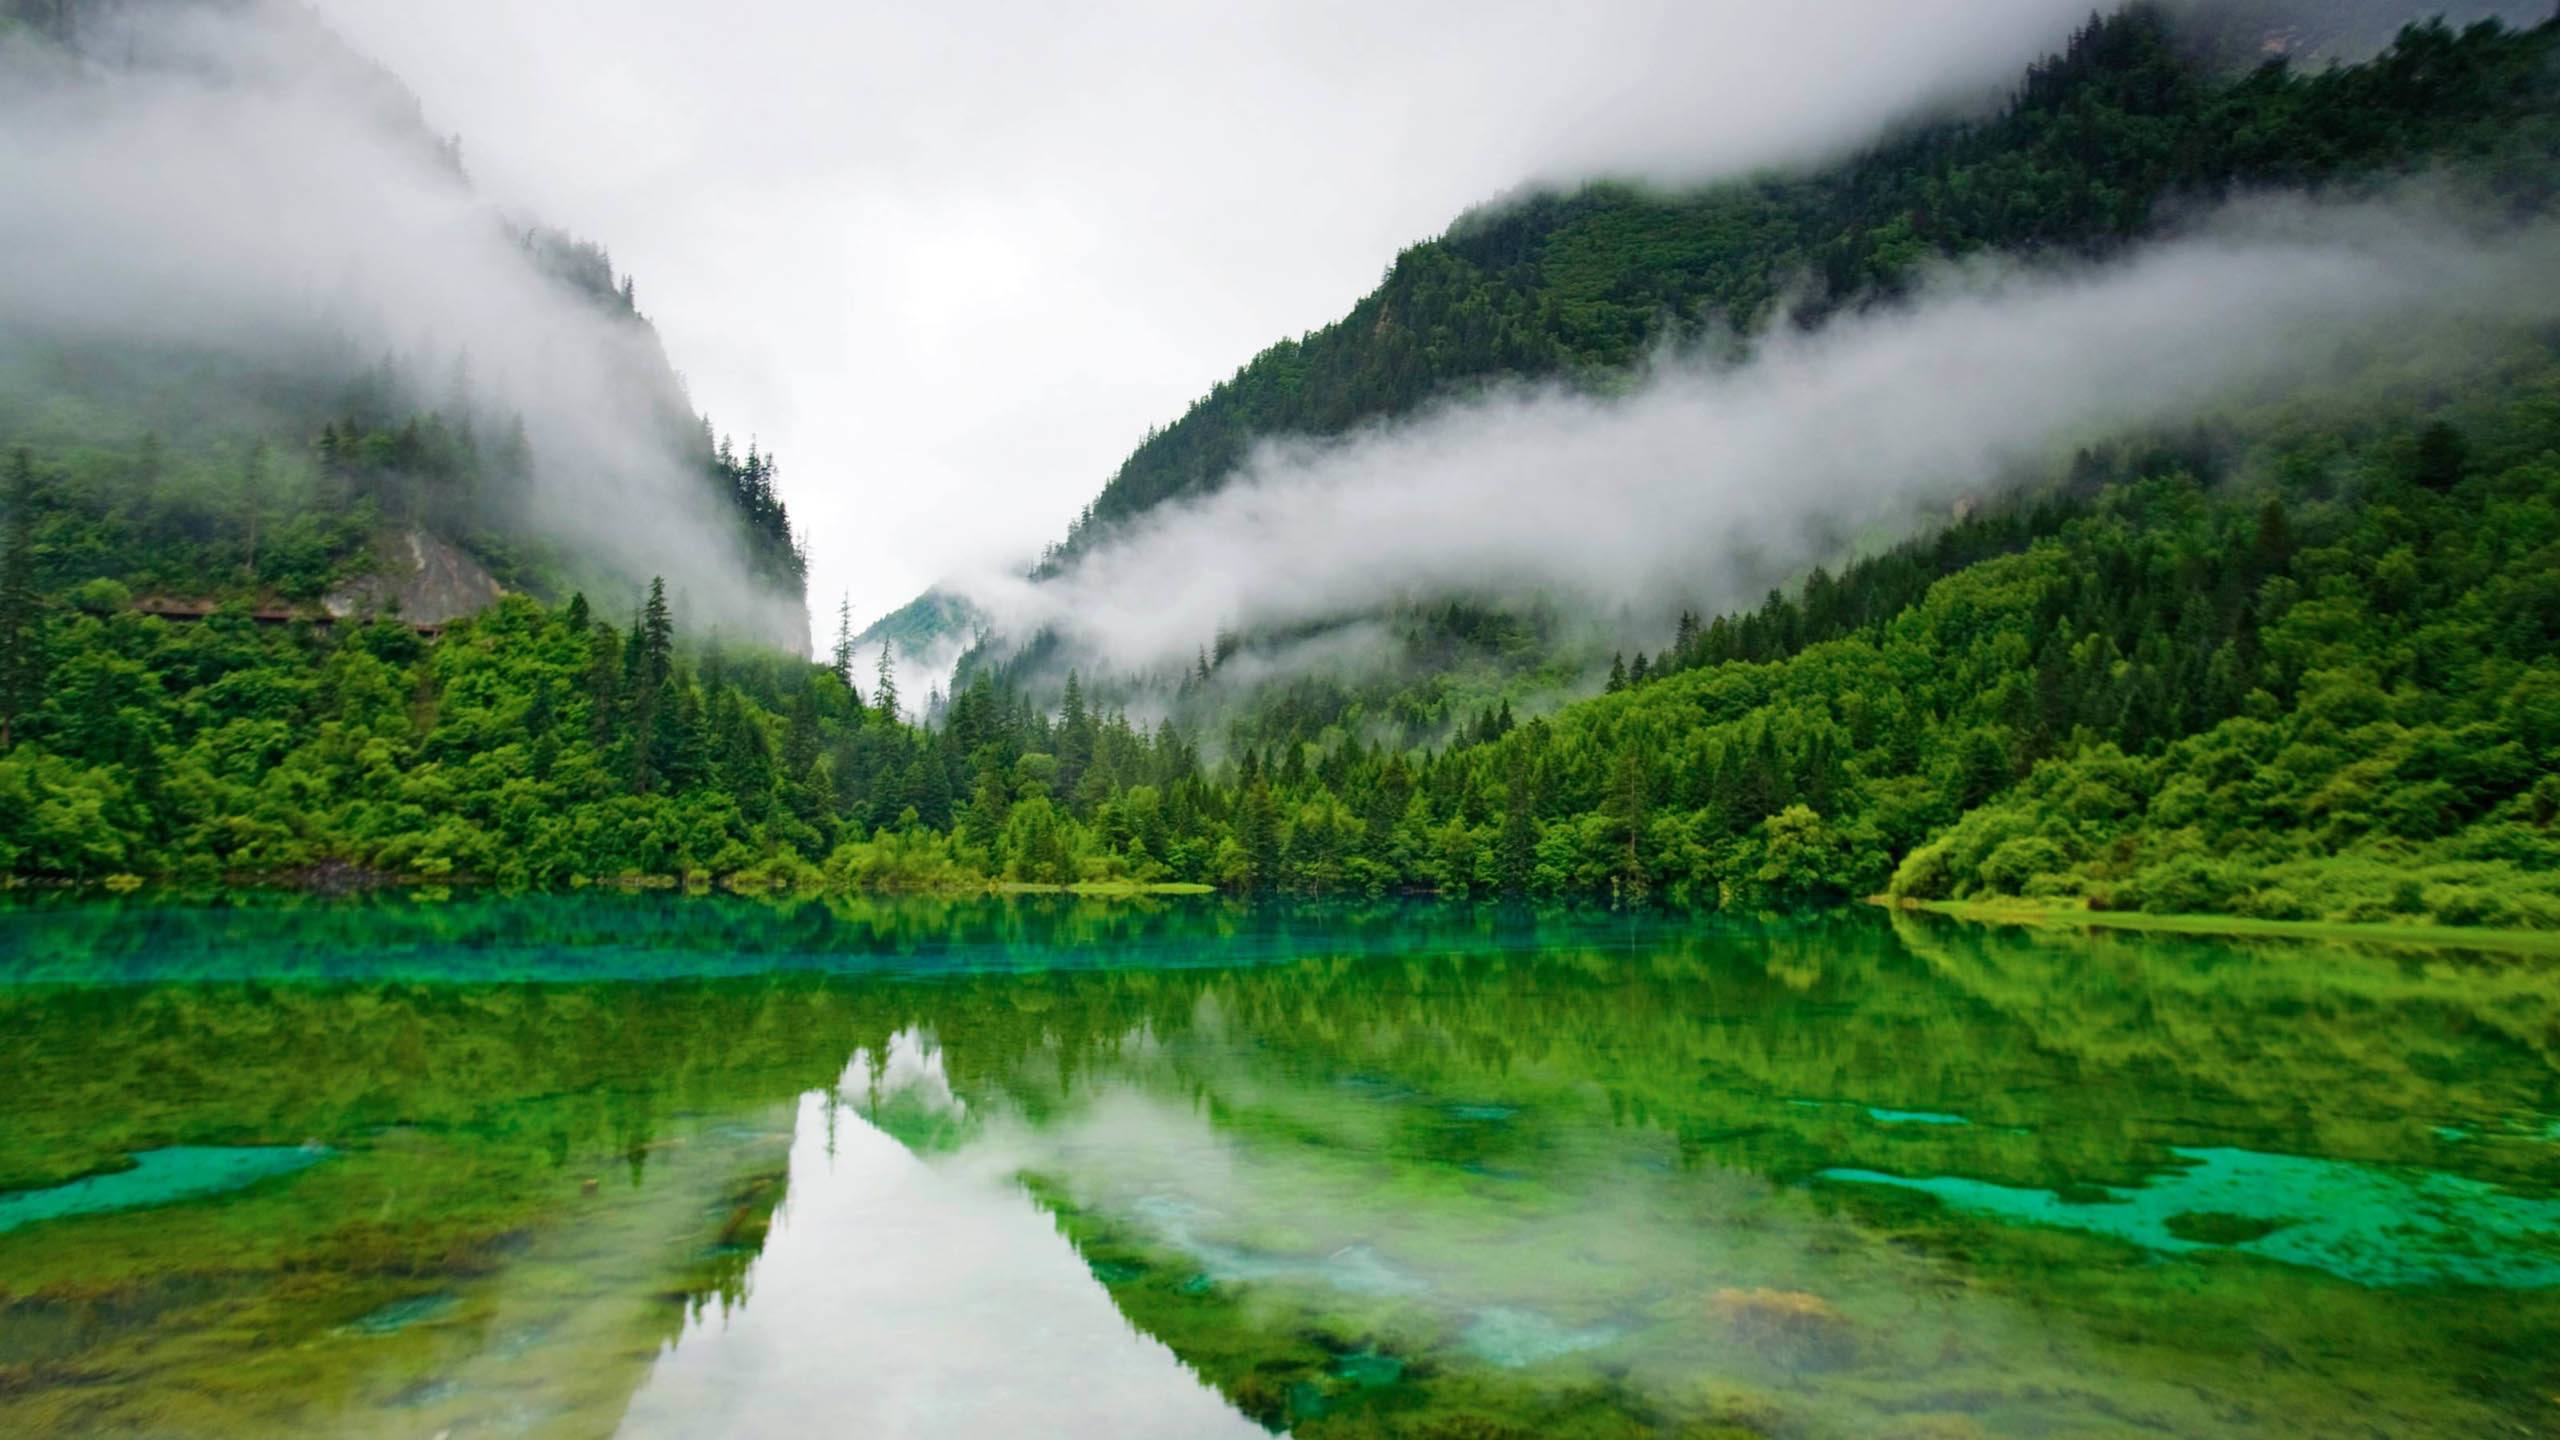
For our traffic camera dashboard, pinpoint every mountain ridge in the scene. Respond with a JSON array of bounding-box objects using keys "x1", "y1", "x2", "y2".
[
  {"x1": 0, "y1": 0, "x2": 811, "y2": 652},
  {"x1": 870, "y1": 0, "x2": 2557, "y2": 682}
]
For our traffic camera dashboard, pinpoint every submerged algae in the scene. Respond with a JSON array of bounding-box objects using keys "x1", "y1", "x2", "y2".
[
  {"x1": 2, "y1": 895, "x2": 2558, "y2": 1438},
  {"x1": 0, "y1": 1146, "x2": 325, "y2": 1233},
  {"x1": 1822, "y1": 1144, "x2": 2560, "y2": 1287}
]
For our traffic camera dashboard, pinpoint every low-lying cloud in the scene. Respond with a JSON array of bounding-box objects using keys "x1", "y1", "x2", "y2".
[
  {"x1": 0, "y1": 0, "x2": 805, "y2": 645},
  {"x1": 949, "y1": 197, "x2": 2560, "y2": 676}
]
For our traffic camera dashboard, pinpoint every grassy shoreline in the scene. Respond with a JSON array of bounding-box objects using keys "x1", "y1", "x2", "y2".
[
  {"x1": 3, "y1": 871, "x2": 1225, "y2": 901},
  {"x1": 1890, "y1": 897, "x2": 2560, "y2": 955},
  {"x1": 989, "y1": 880, "x2": 1218, "y2": 897}
]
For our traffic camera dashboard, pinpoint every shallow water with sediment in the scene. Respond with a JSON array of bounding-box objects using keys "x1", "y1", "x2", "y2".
[{"x1": 2, "y1": 892, "x2": 2555, "y2": 1438}]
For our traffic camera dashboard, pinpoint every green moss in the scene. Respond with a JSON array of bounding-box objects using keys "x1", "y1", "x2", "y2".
[
  {"x1": 3, "y1": 895, "x2": 2558, "y2": 1437},
  {"x1": 1898, "y1": 897, "x2": 2560, "y2": 956},
  {"x1": 0, "y1": 1146, "x2": 325, "y2": 1233}
]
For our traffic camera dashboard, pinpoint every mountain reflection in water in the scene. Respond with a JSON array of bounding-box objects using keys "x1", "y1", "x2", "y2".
[{"x1": 1, "y1": 892, "x2": 2555, "y2": 1439}]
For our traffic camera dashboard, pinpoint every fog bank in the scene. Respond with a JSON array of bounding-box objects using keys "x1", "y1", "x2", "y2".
[
  {"x1": 953, "y1": 198, "x2": 2560, "y2": 674},
  {"x1": 0, "y1": 0, "x2": 806, "y2": 646}
]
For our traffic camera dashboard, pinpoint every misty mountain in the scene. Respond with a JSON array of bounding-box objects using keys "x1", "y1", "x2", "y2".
[
  {"x1": 2166, "y1": 0, "x2": 2553, "y2": 64},
  {"x1": 0, "y1": 0, "x2": 810, "y2": 649},
  {"x1": 5, "y1": 0, "x2": 2558, "y2": 935},
  {"x1": 877, "y1": 2, "x2": 2560, "y2": 723}
]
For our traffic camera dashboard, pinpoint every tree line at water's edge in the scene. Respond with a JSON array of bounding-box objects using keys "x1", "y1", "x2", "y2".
[
  {"x1": 5, "y1": 369, "x2": 2557, "y2": 929},
  {"x1": 3, "y1": 8, "x2": 2559, "y2": 929}
]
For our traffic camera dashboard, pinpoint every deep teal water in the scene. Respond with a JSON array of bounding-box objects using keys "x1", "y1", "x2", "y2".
[
  {"x1": 0, "y1": 892, "x2": 2555, "y2": 1439},
  {"x1": 0, "y1": 1146, "x2": 326, "y2": 1234},
  {"x1": 1823, "y1": 1144, "x2": 2560, "y2": 1287}
]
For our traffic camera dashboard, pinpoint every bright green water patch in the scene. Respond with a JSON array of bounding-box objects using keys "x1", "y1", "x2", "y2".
[
  {"x1": 0, "y1": 1145, "x2": 325, "y2": 1232},
  {"x1": 1865, "y1": 1106, "x2": 1970, "y2": 1126},
  {"x1": 3, "y1": 894, "x2": 2558, "y2": 1438},
  {"x1": 1822, "y1": 1145, "x2": 2560, "y2": 1287},
  {"x1": 1904, "y1": 897, "x2": 2560, "y2": 955},
  {"x1": 342, "y1": 1293, "x2": 458, "y2": 1336},
  {"x1": 1788, "y1": 1098, "x2": 1977, "y2": 1126},
  {"x1": 1458, "y1": 1307, "x2": 1621, "y2": 1367},
  {"x1": 1329, "y1": 1347, "x2": 1404, "y2": 1388}
]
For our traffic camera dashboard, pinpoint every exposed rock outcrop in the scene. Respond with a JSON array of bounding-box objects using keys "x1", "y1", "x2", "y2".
[{"x1": 325, "y1": 530, "x2": 503, "y2": 627}]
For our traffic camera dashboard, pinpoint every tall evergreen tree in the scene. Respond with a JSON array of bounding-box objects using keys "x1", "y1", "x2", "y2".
[
  {"x1": 640, "y1": 578, "x2": 675, "y2": 691},
  {"x1": 624, "y1": 578, "x2": 679, "y2": 795},
  {"x1": 0, "y1": 449, "x2": 44, "y2": 749},
  {"x1": 1237, "y1": 776, "x2": 1282, "y2": 890},
  {"x1": 1496, "y1": 755, "x2": 1538, "y2": 891},
  {"x1": 238, "y1": 440, "x2": 268, "y2": 582},
  {"x1": 831, "y1": 593, "x2": 858, "y2": 688},
  {"x1": 873, "y1": 642, "x2": 900, "y2": 722},
  {"x1": 1606, "y1": 743, "x2": 1650, "y2": 899}
]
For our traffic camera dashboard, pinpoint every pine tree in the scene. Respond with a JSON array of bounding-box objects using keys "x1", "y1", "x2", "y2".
[
  {"x1": 1057, "y1": 670, "x2": 1094, "y2": 801},
  {"x1": 623, "y1": 579, "x2": 679, "y2": 795},
  {"x1": 916, "y1": 752, "x2": 957, "y2": 830},
  {"x1": 1954, "y1": 726, "x2": 2011, "y2": 811},
  {"x1": 656, "y1": 678, "x2": 705, "y2": 794},
  {"x1": 873, "y1": 642, "x2": 901, "y2": 722},
  {"x1": 1238, "y1": 777, "x2": 1282, "y2": 890},
  {"x1": 832, "y1": 593, "x2": 858, "y2": 687},
  {"x1": 585, "y1": 617, "x2": 622, "y2": 749},
  {"x1": 239, "y1": 441, "x2": 268, "y2": 582},
  {"x1": 1606, "y1": 743, "x2": 1650, "y2": 899},
  {"x1": 494, "y1": 415, "x2": 533, "y2": 491},
  {"x1": 0, "y1": 449, "x2": 45, "y2": 749},
  {"x1": 1496, "y1": 755, "x2": 1537, "y2": 891},
  {"x1": 2414, "y1": 421, "x2": 2468, "y2": 492},
  {"x1": 640, "y1": 578, "x2": 675, "y2": 691}
]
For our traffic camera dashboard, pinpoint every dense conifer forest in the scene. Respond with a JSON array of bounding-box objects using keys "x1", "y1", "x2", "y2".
[
  {"x1": 5, "y1": 6, "x2": 2559, "y2": 931},
  {"x1": 0, "y1": 0, "x2": 809, "y2": 637},
  {"x1": 849, "y1": 2, "x2": 2559, "y2": 615}
]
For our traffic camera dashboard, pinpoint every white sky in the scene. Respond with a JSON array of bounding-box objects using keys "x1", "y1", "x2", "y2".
[{"x1": 313, "y1": 0, "x2": 2097, "y2": 635}]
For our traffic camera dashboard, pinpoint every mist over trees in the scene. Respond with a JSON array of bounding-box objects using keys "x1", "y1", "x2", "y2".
[
  {"x1": 3, "y1": 3, "x2": 2558, "y2": 934},
  {"x1": 900, "y1": 8, "x2": 2560, "y2": 710},
  {"x1": 0, "y1": 0, "x2": 809, "y2": 649}
]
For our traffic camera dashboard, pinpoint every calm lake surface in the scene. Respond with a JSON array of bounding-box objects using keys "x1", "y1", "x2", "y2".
[{"x1": 2, "y1": 893, "x2": 2556, "y2": 1438}]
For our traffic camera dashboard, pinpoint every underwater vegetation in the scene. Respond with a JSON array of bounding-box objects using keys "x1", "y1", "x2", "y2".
[{"x1": 0, "y1": 894, "x2": 2553, "y2": 1436}]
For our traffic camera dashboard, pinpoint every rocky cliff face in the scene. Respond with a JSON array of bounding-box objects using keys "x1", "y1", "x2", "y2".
[{"x1": 325, "y1": 530, "x2": 503, "y2": 627}]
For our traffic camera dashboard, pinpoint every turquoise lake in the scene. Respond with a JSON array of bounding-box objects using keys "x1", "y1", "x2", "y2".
[{"x1": 1, "y1": 891, "x2": 2555, "y2": 1438}]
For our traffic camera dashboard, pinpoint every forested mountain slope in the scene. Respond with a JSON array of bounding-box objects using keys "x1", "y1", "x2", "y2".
[
  {"x1": 29, "y1": 328, "x2": 2548, "y2": 932},
  {"x1": 872, "y1": 3, "x2": 2560, "y2": 673},
  {"x1": 4, "y1": 4, "x2": 2557, "y2": 936},
  {"x1": 875, "y1": 5, "x2": 2560, "y2": 768},
  {"x1": 1071, "y1": 11, "x2": 2550, "y2": 538},
  {"x1": 0, "y1": 0, "x2": 808, "y2": 649}
]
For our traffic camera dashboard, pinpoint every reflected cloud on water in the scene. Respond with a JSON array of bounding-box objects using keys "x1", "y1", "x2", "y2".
[
  {"x1": 4, "y1": 896, "x2": 2558, "y2": 1437},
  {"x1": 620, "y1": 1038, "x2": 1266, "y2": 1440}
]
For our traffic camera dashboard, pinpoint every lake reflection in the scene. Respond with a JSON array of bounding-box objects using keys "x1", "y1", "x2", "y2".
[
  {"x1": 620, "y1": 1044, "x2": 1264, "y2": 1439},
  {"x1": 1, "y1": 892, "x2": 2556, "y2": 1438}
]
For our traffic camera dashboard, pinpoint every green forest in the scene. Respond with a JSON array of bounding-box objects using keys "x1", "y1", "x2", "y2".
[
  {"x1": 5, "y1": 9, "x2": 2560, "y2": 933},
  {"x1": 1000, "y1": 6, "x2": 2559, "y2": 568},
  {"x1": 0, "y1": 0, "x2": 808, "y2": 631}
]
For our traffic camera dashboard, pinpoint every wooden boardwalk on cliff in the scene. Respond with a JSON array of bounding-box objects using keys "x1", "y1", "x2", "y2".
[{"x1": 131, "y1": 599, "x2": 447, "y2": 637}]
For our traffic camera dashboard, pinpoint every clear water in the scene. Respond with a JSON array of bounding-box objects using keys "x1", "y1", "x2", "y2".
[
  {"x1": 1822, "y1": 1145, "x2": 2560, "y2": 1287},
  {"x1": 1, "y1": 891, "x2": 2555, "y2": 1438},
  {"x1": 0, "y1": 1146, "x2": 326, "y2": 1233}
]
